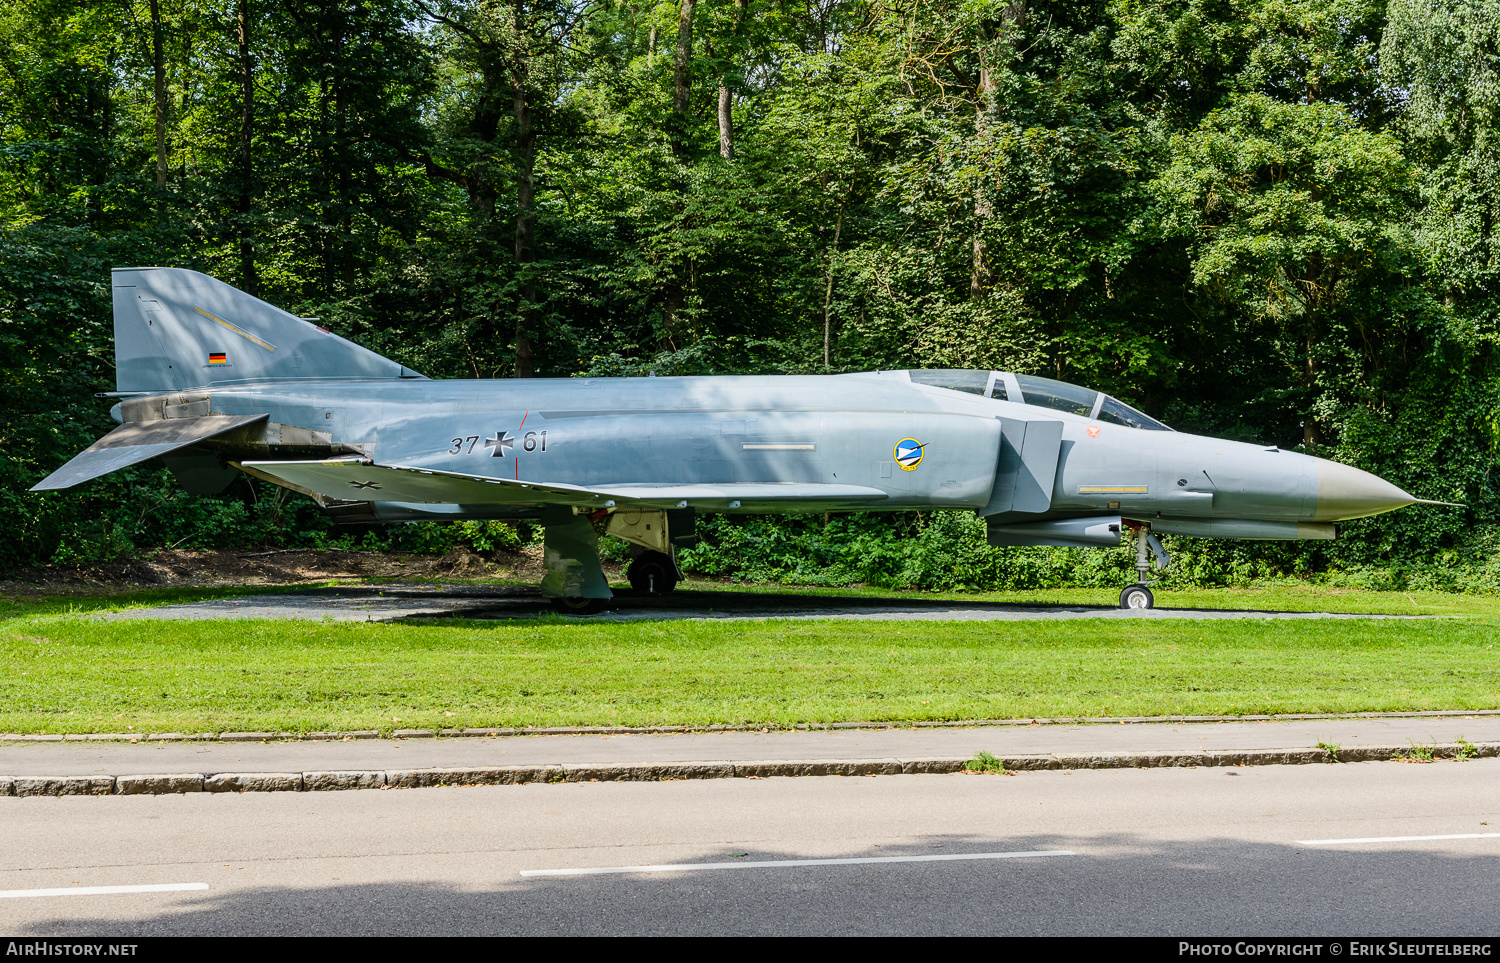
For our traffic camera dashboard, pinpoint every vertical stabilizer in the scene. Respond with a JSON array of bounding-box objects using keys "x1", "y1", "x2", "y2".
[{"x1": 112, "y1": 267, "x2": 424, "y2": 392}]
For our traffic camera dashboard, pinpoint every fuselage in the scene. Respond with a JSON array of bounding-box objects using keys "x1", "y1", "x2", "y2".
[{"x1": 185, "y1": 369, "x2": 1417, "y2": 532}]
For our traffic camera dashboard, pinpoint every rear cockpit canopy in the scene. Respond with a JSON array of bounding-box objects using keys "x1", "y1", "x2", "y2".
[{"x1": 905, "y1": 369, "x2": 1171, "y2": 431}]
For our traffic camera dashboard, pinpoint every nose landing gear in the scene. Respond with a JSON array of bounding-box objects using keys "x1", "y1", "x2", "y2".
[
  {"x1": 1119, "y1": 583, "x2": 1154, "y2": 610},
  {"x1": 1120, "y1": 522, "x2": 1170, "y2": 609}
]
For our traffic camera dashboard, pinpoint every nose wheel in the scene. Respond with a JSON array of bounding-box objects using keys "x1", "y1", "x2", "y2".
[{"x1": 1120, "y1": 523, "x2": 1169, "y2": 610}]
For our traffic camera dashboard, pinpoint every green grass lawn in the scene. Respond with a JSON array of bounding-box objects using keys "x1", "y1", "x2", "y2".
[
  {"x1": 2, "y1": 581, "x2": 1499, "y2": 734},
  {"x1": 676, "y1": 580, "x2": 1500, "y2": 617}
]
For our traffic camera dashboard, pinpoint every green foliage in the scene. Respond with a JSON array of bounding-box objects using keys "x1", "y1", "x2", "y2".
[
  {"x1": 1393, "y1": 740, "x2": 1437, "y2": 762},
  {"x1": 0, "y1": 0, "x2": 1498, "y2": 587},
  {"x1": 964, "y1": 750, "x2": 1010, "y2": 774}
]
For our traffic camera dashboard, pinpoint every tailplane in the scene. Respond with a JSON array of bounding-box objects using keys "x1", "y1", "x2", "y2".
[{"x1": 112, "y1": 267, "x2": 424, "y2": 392}]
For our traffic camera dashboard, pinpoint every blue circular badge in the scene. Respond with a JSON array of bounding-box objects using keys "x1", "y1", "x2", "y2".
[{"x1": 894, "y1": 438, "x2": 924, "y2": 471}]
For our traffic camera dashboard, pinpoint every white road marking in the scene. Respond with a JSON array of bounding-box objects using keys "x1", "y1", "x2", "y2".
[
  {"x1": 521, "y1": 849, "x2": 1076, "y2": 876},
  {"x1": 0, "y1": 883, "x2": 209, "y2": 899},
  {"x1": 1298, "y1": 832, "x2": 1500, "y2": 846}
]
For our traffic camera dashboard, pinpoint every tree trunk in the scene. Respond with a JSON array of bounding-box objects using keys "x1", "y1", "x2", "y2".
[
  {"x1": 465, "y1": 62, "x2": 507, "y2": 219},
  {"x1": 969, "y1": 61, "x2": 993, "y2": 301},
  {"x1": 1302, "y1": 321, "x2": 1319, "y2": 446},
  {"x1": 670, "y1": 0, "x2": 696, "y2": 161},
  {"x1": 149, "y1": 0, "x2": 167, "y2": 188},
  {"x1": 971, "y1": 1, "x2": 1025, "y2": 301},
  {"x1": 822, "y1": 204, "x2": 844, "y2": 369},
  {"x1": 717, "y1": 84, "x2": 733, "y2": 159},
  {"x1": 512, "y1": 17, "x2": 537, "y2": 379},
  {"x1": 236, "y1": 0, "x2": 257, "y2": 296},
  {"x1": 334, "y1": 14, "x2": 353, "y2": 291},
  {"x1": 716, "y1": 0, "x2": 745, "y2": 160}
]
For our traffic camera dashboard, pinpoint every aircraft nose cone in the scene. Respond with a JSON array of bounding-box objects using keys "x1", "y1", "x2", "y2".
[{"x1": 1314, "y1": 459, "x2": 1416, "y2": 521}]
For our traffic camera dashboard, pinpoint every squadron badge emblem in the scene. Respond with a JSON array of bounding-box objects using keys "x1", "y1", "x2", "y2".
[{"x1": 894, "y1": 438, "x2": 925, "y2": 471}]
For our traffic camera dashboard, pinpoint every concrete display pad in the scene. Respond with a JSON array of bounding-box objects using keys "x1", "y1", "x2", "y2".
[{"x1": 97, "y1": 583, "x2": 1425, "y2": 623}]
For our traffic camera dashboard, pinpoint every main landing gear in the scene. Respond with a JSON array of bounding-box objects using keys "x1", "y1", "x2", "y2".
[
  {"x1": 627, "y1": 550, "x2": 680, "y2": 596},
  {"x1": 551, "y1": 596, "x2": 609, "y2": 615},
  {"x1": 1120, "y1": 522, "x2": 1170, "y2": 610},
  {"x1": 542, "y1": 508, "x2": 689, "y2": 614},
  {"x1": 541, "y1": 507, "x2": 614, "y2": 615}
]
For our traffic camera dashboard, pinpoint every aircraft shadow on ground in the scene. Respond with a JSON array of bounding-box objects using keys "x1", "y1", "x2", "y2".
[{"x1": 15, "y1": 832, "x2": 1497, "y2": 936}]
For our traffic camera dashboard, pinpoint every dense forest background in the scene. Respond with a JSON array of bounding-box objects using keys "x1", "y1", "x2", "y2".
[{"x1": 3, "y1": 0, "x2": 1499, "y2": 589}]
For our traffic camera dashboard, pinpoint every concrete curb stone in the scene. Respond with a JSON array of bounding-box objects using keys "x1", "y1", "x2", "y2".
[
  {"x1": 118, "y1": 774, "x2": 204, "y2": 794},
  {"x1": 899, "y1": 757, "x2": 970, "y2": 775},
  {"x1": 12, "y1": 775, "x2": 115, "y2": 796},
  {"x1": 386, "y1": 766, "x2": 561, "y2": 788},
  {"x1": 219, "y1": 732, "x2": 277, "y2": 742},
  {"x1": 997, "y1": 754, "x2": 1061, "y2": 771},
  {"x1": 303, "y1": 770, "x2": 385, "y2": 791},
  {"x1": 732, "y1": 759, "x2": 904, "y2": 778},
  {"x1": 3, "y1": 742, "x2": 1497, "y2": 798},
  {"x1": 204, "y1": 772, "x2": 303, "y2": 792}
]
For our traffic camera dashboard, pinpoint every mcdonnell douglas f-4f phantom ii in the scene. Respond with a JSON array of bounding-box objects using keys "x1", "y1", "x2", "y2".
[{"x1": 34, "y1": 268, "x2": 1454, "y2": 612}]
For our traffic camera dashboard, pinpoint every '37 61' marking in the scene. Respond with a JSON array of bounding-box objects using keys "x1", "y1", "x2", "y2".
[{"x1": 447, "y1": 430, "x2": 548, "y2": 456}]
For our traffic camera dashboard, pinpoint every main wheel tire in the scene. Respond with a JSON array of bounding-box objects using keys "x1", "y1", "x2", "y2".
[
  {"x1": 551, "y1": 596, "x2": 607, "y2": 615},
  {"x1": 627, "y1": 551, "x2": 679, "y2": 595},
  {"x1": 1119, "y1": 585, "x2": 1154, "y2": 610}
]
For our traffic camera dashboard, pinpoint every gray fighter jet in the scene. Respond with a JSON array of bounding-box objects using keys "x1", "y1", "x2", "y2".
[{"x1": 33, "y1": 268, "x2": 1453, "y2": 611}]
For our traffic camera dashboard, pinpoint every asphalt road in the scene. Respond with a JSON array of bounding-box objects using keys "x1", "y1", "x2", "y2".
[
  {"x1": 100, "y1": 583, "x2": 1423, "y2": 622},
  {"x1": 3, "y1": 760, "x2": 1497, "y2": 936}
]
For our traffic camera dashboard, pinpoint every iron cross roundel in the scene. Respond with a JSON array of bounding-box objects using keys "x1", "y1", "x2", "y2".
[{"x1": 485, "y1": 431, "x2": 515, "y2": 457}]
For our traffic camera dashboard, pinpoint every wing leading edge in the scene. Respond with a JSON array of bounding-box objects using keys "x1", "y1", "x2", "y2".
[{"x1": 238, "y1": 460, "x2": 890, "y2": 511}]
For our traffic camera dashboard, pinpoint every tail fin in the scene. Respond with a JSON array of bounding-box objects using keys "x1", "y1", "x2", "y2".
[{"x1": 111, "y1": 267, "x2": 424, "y2": 392}]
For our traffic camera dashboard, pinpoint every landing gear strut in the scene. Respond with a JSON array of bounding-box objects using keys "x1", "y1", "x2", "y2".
[
  {"x1": 1120, "y1": 522, "x2": 1170, "y2": 610},
  {"x1": 540, "y1": 507, "x2": 613, "y2": 615}
]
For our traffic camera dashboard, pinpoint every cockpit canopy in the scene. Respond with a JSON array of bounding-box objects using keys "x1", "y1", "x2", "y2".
[{"x1": 906, "y1": 369, "x2": 1171, "y2": 431}]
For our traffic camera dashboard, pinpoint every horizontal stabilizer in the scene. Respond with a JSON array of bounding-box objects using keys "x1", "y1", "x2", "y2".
[
  {"x1": 237, "y1": 461, "x2": 889, "y2": 509},
  {"x1": 31, "y1": 414, "x2": 268, "y2": 491}
]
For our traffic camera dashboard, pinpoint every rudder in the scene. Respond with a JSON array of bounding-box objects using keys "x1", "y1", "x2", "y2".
[{"x1": 112, "y1": 267, "x2": 423, "y2": 392}]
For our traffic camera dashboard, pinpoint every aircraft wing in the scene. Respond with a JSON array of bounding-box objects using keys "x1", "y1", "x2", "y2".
[
  {"x1": 594, "y1": 484, "x2": 888, "y2": 507},
  {"x1": 237, "y1": 460, "x2": 888, "y2": 509},
  {"x1": 31, "y1": 414, "x2": 269, "y2": 491}
]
